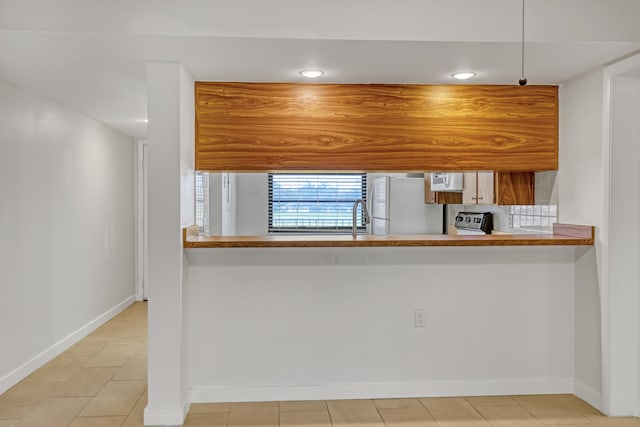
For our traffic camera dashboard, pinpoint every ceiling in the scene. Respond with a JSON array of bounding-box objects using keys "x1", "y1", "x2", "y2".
[{"x1": 1, "y1": 0, "x2": 639, "y2": 139}]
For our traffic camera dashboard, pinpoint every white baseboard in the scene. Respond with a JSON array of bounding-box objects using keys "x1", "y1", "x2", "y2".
[
  {"x1": 574, "y1": 380, "x2": 603, "y2": 413},
  {"x1": 144, "y1": 398, "x2": 190, "y2": 426},
  {"x1": 0, "y1": 295, "x2": 136, "y2": 394},
  {"x1": 190, "y1": 377, "x2": 574, "y2": 403}
]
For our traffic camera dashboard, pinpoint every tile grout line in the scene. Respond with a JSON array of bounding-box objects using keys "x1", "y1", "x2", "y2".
[
  {"x1": 72, "y1": 344, "x2": 127, "y2": 421},
  {"x1": 417, "y1": 398, "x2": 442, "y2": 426},
  {"x1": 325, "y1": 400, "x2": 335, "y2": 427},
  {"x1": 465, "y1": 399, "x2": 492, "y2": 426},
  {"x1": 371, "y1": 399, "x2": 388, "y2": 426},
  {"x1": 124, "y1": 388, "x2": 146, "y2": 420},
  {"x1": 511, "y1": 397, "x2": 547, "y2": 426}
]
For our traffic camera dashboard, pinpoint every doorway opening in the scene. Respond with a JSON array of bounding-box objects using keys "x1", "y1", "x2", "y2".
[{"x1": 136, "y1": 140, "x2": 148, "y2": 301}]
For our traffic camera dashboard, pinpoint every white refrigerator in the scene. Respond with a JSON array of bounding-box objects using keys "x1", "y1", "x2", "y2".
[{"x1": 370, "y1": 177, "x2": 444, "y2": 235}]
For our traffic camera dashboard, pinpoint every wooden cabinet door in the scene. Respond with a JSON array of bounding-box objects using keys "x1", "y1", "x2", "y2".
[
  {"x1": 476, "y1": 172, "x2": 494, "y2": 204},
  {"x1": 463, "y1": 171, "x2": 494, "y2": 204},
  {"x1": 494, "y1": 172, "x2": 535, "y2": 205},
  {"x1": 462, "y1": 172, "x2": 478, "y2": 204},
  {"x1": 436, "y1": 192, "x2": 463, "y2": 204},
  {"x1": 424, "y1": 173, "x2": 437, "y2": 204}
]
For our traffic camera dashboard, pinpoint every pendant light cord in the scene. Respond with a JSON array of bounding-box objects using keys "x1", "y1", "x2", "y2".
[
  {"x1": 521, "y1": 0, "x2": 525, "y2": 79},
  {"x1": 519, "y1": 0, "x2": 527, "y2": 85}
]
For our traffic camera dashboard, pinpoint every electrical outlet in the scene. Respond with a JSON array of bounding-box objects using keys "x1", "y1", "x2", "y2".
[{"x1": 414, "y1": 309, "x2": 425, "y2": 328}]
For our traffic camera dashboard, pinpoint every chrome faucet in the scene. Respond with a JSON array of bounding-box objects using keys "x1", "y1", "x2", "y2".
[{"x1": 352, "y1": 199, "x2": 371, "y2": 238}]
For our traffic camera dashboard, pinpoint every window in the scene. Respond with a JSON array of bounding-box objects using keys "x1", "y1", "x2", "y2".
[
  {"x1": 195, "y1": 171, "x2": 209, "y2": 234},
  {"x1": 268, "y1": 173, "x2": 367, "y2": 233}
]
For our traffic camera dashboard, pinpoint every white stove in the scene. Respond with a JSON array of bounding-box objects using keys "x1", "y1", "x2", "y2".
[{"x1": 454, "y1": 212, "x2": 493, "y2": 235}]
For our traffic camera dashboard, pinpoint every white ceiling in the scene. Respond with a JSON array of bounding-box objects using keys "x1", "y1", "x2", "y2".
[{"x1": 1, "y1": 0, "x2": 639, "y2": 139}]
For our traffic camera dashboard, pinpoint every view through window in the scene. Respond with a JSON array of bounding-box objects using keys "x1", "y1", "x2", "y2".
[{"x1": 269, "y1": 173, "x2": 367, "y2": 233}]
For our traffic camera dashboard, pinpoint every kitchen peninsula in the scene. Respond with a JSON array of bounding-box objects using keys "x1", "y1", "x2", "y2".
[
  {"x1": 184, "y1": 223, "x2": 594, "y2": 404},
  {"x1": 144, "y1": 66, "x2": 606, "y2": 426},
  {"x1": 185, "y1": 229, "x2": 590, "y2": 405}
]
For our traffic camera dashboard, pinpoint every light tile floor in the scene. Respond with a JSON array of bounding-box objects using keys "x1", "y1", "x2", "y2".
[{"x1": 1, "y1": 302, "x2": 639, "y2": 426}]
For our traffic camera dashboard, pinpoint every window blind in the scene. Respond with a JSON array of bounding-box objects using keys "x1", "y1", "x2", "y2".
[{"x1": 268, "y1": 173, "x2": 367, "y2": 233}]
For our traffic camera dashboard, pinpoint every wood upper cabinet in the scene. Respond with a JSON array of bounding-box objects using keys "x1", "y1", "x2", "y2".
[
  {"x1": 463, "y1": 171, "x2": 535, "y2": 205},
  {"x1": 195, "y1": 83, "x2": 558, "y2": 172}
]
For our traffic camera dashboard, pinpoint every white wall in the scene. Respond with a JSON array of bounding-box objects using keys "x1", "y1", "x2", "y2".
[
  {"x1": 558, "y1": 68, "x2": 604, "y2": 410},
  {"x1": 179, "y1": 64, "x2": 195, "y2": 414},
  {"x1": 187, "y1": 246, "x2": 575, "y2": 402},
  {"x1": 559, "y1": 70, "x2": 605, "y2": 227},
  {"x1": 606, "y1": 72, "x2": 640, "y2": 415},
  {"x1": 0, "y1": 78, "x2": 135, "y2": 392},
  {"x1": 535, "y1": 171, "x2": 559, "y2": 206},
  {"x1": 145, "y1": 62, "x2": 194, "y2": 426}
]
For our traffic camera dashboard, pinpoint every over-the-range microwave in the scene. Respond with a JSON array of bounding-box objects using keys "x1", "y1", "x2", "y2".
[{"x1": 430, "y1": 172, "x2": 463, "y2": 192}]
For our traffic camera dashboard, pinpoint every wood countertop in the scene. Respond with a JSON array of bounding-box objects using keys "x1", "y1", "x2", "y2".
[{"x1": 183, "y1": 224, "x2": 594, "y2": 248}]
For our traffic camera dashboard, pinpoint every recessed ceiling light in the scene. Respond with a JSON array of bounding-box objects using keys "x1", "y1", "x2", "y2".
[
  {"x1": 300, "y1": 69, "x2": 324, "y2": 79},
  {"x1": 143, "y1": 118, "x2": 148, "y2": 123},
  {"x1": 451, "y1": 72, "x2": 476, "y2": 80}
]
